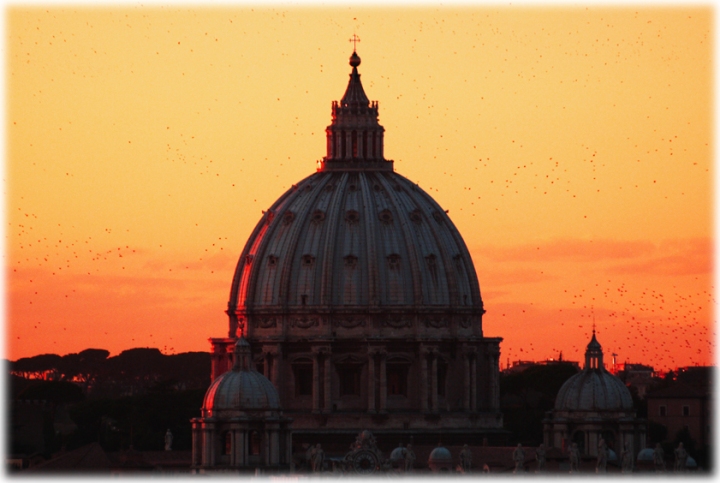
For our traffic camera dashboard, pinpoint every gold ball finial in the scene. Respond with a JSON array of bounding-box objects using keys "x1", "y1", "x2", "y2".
[{"x1": 349, "y1": 51, "x2": 361, "y2": 67}]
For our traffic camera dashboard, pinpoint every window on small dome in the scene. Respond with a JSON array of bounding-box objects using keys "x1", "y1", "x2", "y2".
[
  {"x1": 283, "y1": 211, "x2": 295, "y2": 225},
  {"x1": 267, "y1": 255, "x2": 278, "y2": 267}
]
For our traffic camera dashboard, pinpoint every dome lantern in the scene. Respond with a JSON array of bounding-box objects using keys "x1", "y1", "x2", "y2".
[
  {"x1": 321, "y1": 49, "x2": 391, "y2": 172},
  {"x1": 584, "y1": 329, "x2": 604, "y2": 370}
]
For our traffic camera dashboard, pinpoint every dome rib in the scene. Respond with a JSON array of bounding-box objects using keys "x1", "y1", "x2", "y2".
[
  {"x1": 319, "y1": 172, "x2": 348, "y2": 306},
  {"x1": 359, "y1": 173, "x2": 380, "y2": 306},
  {"x1": 376, "y1": 173, "x2": 423, "y2": 305},
  {"x1": 278, "y1": 176, "x2": 328, "y2": 308}
]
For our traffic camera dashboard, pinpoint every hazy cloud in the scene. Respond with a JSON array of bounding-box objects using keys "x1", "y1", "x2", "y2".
[{"x1": 473, "y1": 238, "x2": 656, "y2": 263}]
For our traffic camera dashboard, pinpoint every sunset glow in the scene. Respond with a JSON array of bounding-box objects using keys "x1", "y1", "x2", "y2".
[{"x1": 7, "y1": 7, "x2": 713, "y2": 371}]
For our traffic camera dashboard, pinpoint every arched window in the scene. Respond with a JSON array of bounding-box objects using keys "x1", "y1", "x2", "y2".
[{"x1": 250, "y1": 431, "x2": 261, "y2": 456}]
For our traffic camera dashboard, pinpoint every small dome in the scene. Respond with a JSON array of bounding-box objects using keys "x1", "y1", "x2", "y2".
[
  {"x1": 202, "y1": 338, "x2": 280, "y2": 415},
  {"x1": 389, "y1": 446, "x2": 406, "y2": 461},
  {"x1": 428, "y1": 446, "x2": 452, "y2": 463},
  {"x1": 555, "y1": 332, "x2": 633, "y2": 411},
  {"x1": 637, "y1": 448, "x2": 655, "y2": 461},
  {"x1": 555, "y1": 369, "x2": 633, "y2": 411}
]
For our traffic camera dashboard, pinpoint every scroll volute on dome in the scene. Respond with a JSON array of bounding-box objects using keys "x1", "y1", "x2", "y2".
[{"x1": 320, "y1": 50, "x2": 392, "y2": 171}]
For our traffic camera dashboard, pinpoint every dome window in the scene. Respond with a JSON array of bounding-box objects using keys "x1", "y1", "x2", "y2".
[
  {"x1": 425, "y1": 254, "x2": 437, "y2": 266},
  {"x1": 373, "y1": 184, "x2": 383, "y2": 192},
  {"x1": 387, "y1": 253, "x2": 401, "y2": 269},
  {"x1": 345, "y1": 210, "x2": 360, "y2": 224},
  {"x1": 344, "y1": 255, "x2": 358, "y2": 269},
  {"x1": 302, "y1": 254, "x2": 315, "y2": 267},
  {"x1": 311, "y1": 210, "x2": 326, "y2": 223},
  {"x1": 348, "y1": 184, "x2": 358, "y2": 192},
  {"x1": 379, "y1": 209, "x2": 393, "y2": 224},
  {"x1": 283, "y1": 211, "x2": 295, "y2": 225},
  {"x1": 304, "y1": 184, "x2": 314, "y2": 192},
  {"x1": 267, "y1": 255, "x2": 278, "y2": 267},
  {"x1": 432, "y1": 211, "x2": 444, "y2": 223},
  {"x1": 409, "y1": 209, "x2": 422, "y2": 223}
]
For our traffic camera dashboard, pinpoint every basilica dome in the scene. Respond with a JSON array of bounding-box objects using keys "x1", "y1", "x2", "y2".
[
  {"x1": 554, "y1": 333, "x2": 633, "y2": 411},
  {"x1": 225, "y1": 50, "x2": 484, "y2": 338},
  {"x1": 207, "y1": 49, "x2": 504, "y2": 450}
]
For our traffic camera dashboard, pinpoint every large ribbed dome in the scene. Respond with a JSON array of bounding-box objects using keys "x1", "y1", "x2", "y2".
[
  {"x1": 554, "y1": 332, "x2": 633, "y2": 411},
  {"x1": 230, "y1": 170, "x2": 480, "y2": 309},
  {"x1": 225, "y1": 50, "x2": 484, "y2": 339}
]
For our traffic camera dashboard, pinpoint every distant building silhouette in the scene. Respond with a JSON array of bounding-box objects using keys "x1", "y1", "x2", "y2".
[{"x1": 543, "y1": 331, "x2": 646, "y2": 458}]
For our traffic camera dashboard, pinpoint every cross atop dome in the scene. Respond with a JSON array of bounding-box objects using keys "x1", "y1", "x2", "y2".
[{"x1": 349, "y1": 33, "x2": 360, "y2": 52}]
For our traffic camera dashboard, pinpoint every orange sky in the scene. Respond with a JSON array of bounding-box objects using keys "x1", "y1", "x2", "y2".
[{"x1": 6, "y1": 7, "x2": 713, "y2": 371}]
